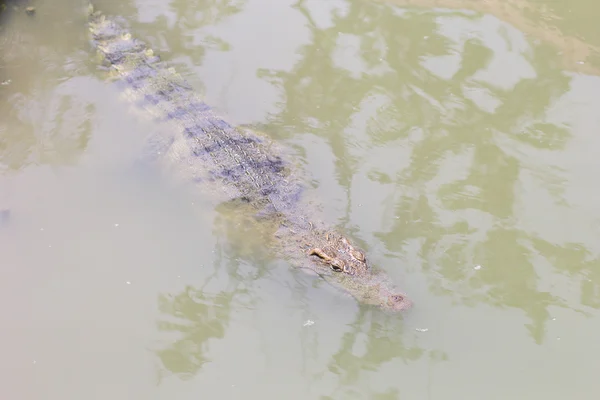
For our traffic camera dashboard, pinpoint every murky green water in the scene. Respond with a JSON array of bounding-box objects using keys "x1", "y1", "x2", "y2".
[{"x1": 2, "y1": 0, "x2": 600, "y2": 398}]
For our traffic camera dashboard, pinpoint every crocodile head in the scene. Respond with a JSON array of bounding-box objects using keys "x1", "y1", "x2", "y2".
[
  {"x1": 306, "y1": 230, "x2": 412, "y2": 312},
  {"x1": 308, "y1": 232, "x2": 369, "y2": 275}
]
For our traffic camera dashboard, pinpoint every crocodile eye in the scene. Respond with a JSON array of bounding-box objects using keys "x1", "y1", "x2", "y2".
[
  {"x1": 330, "y1": 259, "x2": 345, "y2": 272},
  {"x1": 351, "y1": 250, "x2": 366, "y2": 263}
]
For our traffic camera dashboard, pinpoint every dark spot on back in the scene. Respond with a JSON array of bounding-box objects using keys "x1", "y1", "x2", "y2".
[
  {"x1": 166, "y1": 106, "x2": 188, "y2": 120},
  {"x1": 144, "y1": 94, "x2": 160, "y2": 105},
  {"x1": 211, "y1": 119, "x2": 232, "y2": 130},
  {"x1": 184, "y1": 123, "x2": 212, "y2": 138},
  {"x1": 188, "y1": 101, "x2": 211, "y2": 112},
  {"x1": 260, "y1": 187, "x2": 275, "y2": 196}
]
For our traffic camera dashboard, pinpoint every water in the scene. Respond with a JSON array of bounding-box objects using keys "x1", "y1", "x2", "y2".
[{"x1": 2, "y1": 0, "x2": 600, "y2": 398}]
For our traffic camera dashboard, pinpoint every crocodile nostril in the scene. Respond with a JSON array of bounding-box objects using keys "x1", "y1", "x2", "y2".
[{"x1": 389, "y1": 295, "x2": 404, "y2": 303}]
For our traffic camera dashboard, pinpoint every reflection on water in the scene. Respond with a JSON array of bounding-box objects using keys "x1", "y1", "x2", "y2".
[
  {"x1": 2, "y1": 0, "x2": 600, "y2": 398},
  {"x1": 156, "y1": 287, "x2": 234, "y2": 380},
  {"x1": 374, "y1": 0, "x2": 600, "y2": 75},
  {"x1": 154, "y1": 201, "x2": 273, "y2": 380},
  {"x1": 259, "y1": 0, "x2": 599, "y2": 345}
]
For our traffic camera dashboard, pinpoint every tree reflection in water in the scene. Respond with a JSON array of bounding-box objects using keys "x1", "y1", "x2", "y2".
[
  {"x1": 126, "y1": 0, "x2": 598, "y2": 389},
  {"x1": 261, "y1": 0, "x2": 597, "y2": 346}
]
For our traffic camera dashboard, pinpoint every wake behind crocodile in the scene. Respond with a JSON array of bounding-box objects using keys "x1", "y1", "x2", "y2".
[{"x1": 87, "y1": 4, "x2": 412, "y2": 312}]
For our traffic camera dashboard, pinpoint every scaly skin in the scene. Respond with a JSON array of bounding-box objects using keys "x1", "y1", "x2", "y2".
[{"x1": 87, "y1": 5, "x2": 412, "y2": 312}]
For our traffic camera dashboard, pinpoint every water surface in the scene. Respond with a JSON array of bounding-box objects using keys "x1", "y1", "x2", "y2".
[{"x1": 1, "y1": 0, "x2": 600, "y2": 398}]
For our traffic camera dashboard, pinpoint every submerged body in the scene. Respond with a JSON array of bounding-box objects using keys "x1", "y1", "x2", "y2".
[{"x1": 88, "y1": 6, "x2": 411, "y2": 312}]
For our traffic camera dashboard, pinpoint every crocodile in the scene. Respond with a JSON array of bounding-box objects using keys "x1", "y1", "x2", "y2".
[{"x1": 87, "y1": 5, "x2": 412, "y2": 312}]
